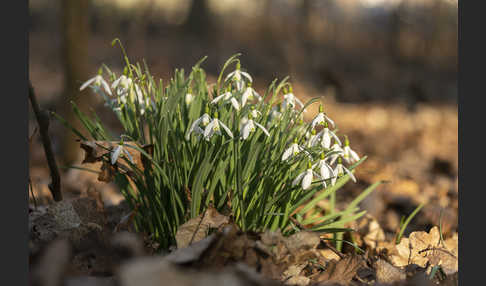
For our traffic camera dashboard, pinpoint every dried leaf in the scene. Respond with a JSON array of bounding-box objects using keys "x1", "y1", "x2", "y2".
[
  {"x1": 389, "y1": 226, "x2": 458, "y2": 275},
  {"x1": 175, "y1": 207, "x2": 229, "y2": 249},
  {"x1": 315, "y1": 254, "x2": 365, "y2": 285},
  {"x1": 374, "y1": 259, "x2": 406, "y2": 284},
  {"x1": 80, "y1": 141, "x2": 153, "y2": 182},
  {"x1": 284, "y1": 231, "x2": 321, "y2": 254},
  {"x1": 165, "y1": 234, "x2": 217, "y2": 264}
]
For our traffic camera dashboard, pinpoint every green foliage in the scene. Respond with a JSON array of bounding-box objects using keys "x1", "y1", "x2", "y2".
[{"x1": 58, "y1": 48, "x2": 379, "y2": 249}]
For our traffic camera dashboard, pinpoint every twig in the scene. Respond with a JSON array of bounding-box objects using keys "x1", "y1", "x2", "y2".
[
  {"x1": 29, "y1": 127, "x2": 39, "y2": 209},
  {"x1": 28, "y1": 177, "x2": 37, "y2": 209},
  {"x1": 189, "y1": 207, "x2": 208, "y2": 246},
  {"x1": 28, "y1": 82, "x2": 62, "y2": 201},
  {"x1": 321, "y1": 239, "x2": 345, "y2": 259}
]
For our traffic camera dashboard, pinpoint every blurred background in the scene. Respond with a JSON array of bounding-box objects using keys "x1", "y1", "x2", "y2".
[{"x1": 29, "y1": 0, "x2": 458, "y2": 236}]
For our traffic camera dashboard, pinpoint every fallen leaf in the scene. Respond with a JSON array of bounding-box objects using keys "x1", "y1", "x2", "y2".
[
  {"x1": 164, "y1": 234, "x2": 217, "y2": 264},
  {"x1": 374, "y1": 259, "x2": 406, "y2": 284},
  {"x1": 175, "y1": 207, "x2": 229, "y2": 249},
  {"x1": 80, "y1": 141, "x2": 153, "y2": 182},
  {"x1": 315, "y1": 254, "x2": 365, "y2": 285},
  {"x1": 389, "y1": 226, "x2": 458, "y2": 275},
  {"x1": 284, "y1": 231, "x2": 321, "y2": 254},
  {"x1": 356, "y1": 214, "x2": 386, "y2": 250}
]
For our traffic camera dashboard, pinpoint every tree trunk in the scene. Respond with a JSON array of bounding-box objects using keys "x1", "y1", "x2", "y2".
[
  {"x1": 60, "y1": 0, "x2": 91, "y2": 164},
  {"x1": 183, "y1": 0, "x2": 212, "y2": 38}
]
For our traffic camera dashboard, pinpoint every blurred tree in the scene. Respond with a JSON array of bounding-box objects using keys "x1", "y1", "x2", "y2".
[
  {"x1": 60, "y1": 0, "x2": 92, "y2": 164},
  {"x1": 183, "y1": 0, "x2": 212, "y2": 38}
]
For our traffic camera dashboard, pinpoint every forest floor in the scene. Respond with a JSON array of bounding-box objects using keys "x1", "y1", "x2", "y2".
[{"x1": 28, "y1": 80, "x2": 458, "y2": 285}]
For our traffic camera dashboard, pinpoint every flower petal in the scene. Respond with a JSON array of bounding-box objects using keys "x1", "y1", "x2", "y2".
[
  {"x1": 343, "y1": 166, "x2": 357, "y2": 182},
  {"x1": 302, "y1": 171, "x2": 313, "y2": 190},
  {"x1": 218, "y1": 120, "x2": 234, "y2": 138},
  {"x1": 322, "y1": 130, "x2": 331, "y2": 149},
  {"x1": 204, "y1": 120, "x2": 216, "y2": 139},
  {"x1": 241, "y1": 89, "x2": 251, "y2": 107},
  {"x1": 350, "y1": 149, "x2": 360, "y2": 162},
  {"x1": 211, "y1": 93, "x2": 226, "y2": 104},
  {"x1": 282, "y1": 146, "x2": 293, "y2": 161},
  {"x1": 241, "y1": 122, "x2": 251, "y2": 140},
  {"x1": 241, "y1": 71, "x2": 253, "y2": 82},
  {"x1": 230, "y1": 97, "x2": 240, "y2": 110},
  {"x1": 101, "y1": 79, "x2": 112, "y2": 96},
  {"x1": 225, "y1": 71, "x2": 236, "y2": 82},
  {"x1": 80, "y1": 77, "x2": 96, "y2": 91},
  {"x1": 123, "y1": 148, "x2": 134, "y2": 163},
  {"x1": 330, "y1": 131, "x2": 342, "y2": 146},
  {"x1": 295, "y1": 97, "x2": 304, "y2": 108},
  {"x1": 323, "y1": 114, "x2": 335, "y2": 128},
  {"x1": 292, "y1": 171, "x2": 306, "y2": 187},
  {"x1": 254, "y1": 122, "x2": 270, "y2": 137},
  {"x1": 111, "y1": 145, "x2": 123, "y2": 165}
]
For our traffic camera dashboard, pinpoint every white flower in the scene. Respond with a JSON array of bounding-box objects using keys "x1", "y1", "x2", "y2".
[
  {"x1": 225, "y1": 62, "x2": 252, "y2": 91},
  {"x1": 241, "y1": 107, "x2": 262, "y2": 129},
  {"x1": 111, "y1": 144, "x2": 134, "y2": 165},
  {"x1": 331, "y1": 157, "x2": 356, "y2": 185},
  {"x1": 241, "y1": 83, "x2": 262, "y2": 107},
  {"x1": 292, "y1": 162, "x2": 321, "y2": 190},
  {"x1": 316, "y1": 122, "x2": 341, "y2": 149},
  {"x1": 250, "y1": 107, "x2": 261, "y2": 119},
  {"x1": 306, "y1": 129, "x2": 319, "y2": 148},
  {"x1": 211, "y1": 88, "x2": 240, "y2": 111},
  {"x1": 328, "y1": 143, "x2": 344, "y2": 165},
  {"x1": 342, "y1": 136, "x2": 360, "y2": 164},
  {"x1": 111, "y1": 75, "x2": 133, "y2": 96},
  {"x1": 186, "y1": 109, "x2": 212, "y2": 140},
  {"x1": 203, "y1": 112, "x2": 234, "y2": 140},
  {"x1": 282, "y1": 87, "x2": 304, "y2": 110},
  {"x1": 133, "y1": 83, "x2": 149, "y2": 115},
  {"x1": 311, "y1": 104, "x2": 335, "y2": 129},
  {"x1": 313, "y1": 153, "x2": 335, "y2": 188},
  {"x1": 269, "y1": 106, "x2": 282, "y2": 122},
  {"x1": 80, "y1": 74, "x2": 112, "y2": 96},
  {"x1": 185, "y1": 93, "x2": 193, "y2": 106},
  {"x1": 240, "y1": 116, "x2": 270, "y2": 140},
  {"x1": 191, "y1": 126, "x2": 205, "y2": 141},
  {"x1": 282, "y1": 138, "x2": 303, "y2": 161}
]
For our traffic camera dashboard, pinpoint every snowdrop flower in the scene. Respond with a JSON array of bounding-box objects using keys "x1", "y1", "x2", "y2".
[
  {"x1": 269, "y1": 105, "x2": 282, "y2": 123},
  {"x1": 342, "y1": 135, "x2": 360, "y2": 164},
  {"x1": 331, "y1": 157, "x2": 356, "y2": 186},
  {"x1": 282, "y1": 86, "x2": 304, "y2": 110},
  {"x1": 133, "y1": 84, "x2": 149, "y2": 115},
  {"x1": 306, "y1": 129, "x2": 319, "y2": 148},
  {"x1": 111, "y1": 143, "x2": 134, "y2": 165},
  {"x1": 240, "y1": 113, "x2": 270, "y2": 140},
  {"x1": 311, "y1": 104, "x2": 335, "y2": 129},
  {"x1": 316, "y1": 122, "x2": 341, "y2": 149},
  {"x1": 211, "y1": 87, "x2": 240, "y2": 110},
  {"x1": 313, "y1": 153, "x2": 335, "y2": 188},
  {"x1": 241, "y1": 82, "x2": 262, "y2": 107},
  {"x1": 111, "y1": 75, "x2": 133, "y2": 97},
  {"x1": 292, "y1": 162, "x2": 321, "y2": 190},
  {"x1": 328, "y1": 143, "x2": 344, "y2": 165},
  {"x1": 80, "y1": 72, "x2": 112, "y2": 96},
  {"x1": 225, "y1": 62, "x2": 252, "y2": 91},
  {"x1": 239, "y1": 107, "x2": 261, "y2": 130},
  {"x1": 186, "y1": 106, "x2": 212, "y2": 140},
  {"x1": 250, "y1": 106, "x2": 261, "y2": 118},
  {"x1": 203, "y1": 112, "x2": 234, "y2": 140},
  {"x1": 185, "y1": 87, "x2": 194, "y2": 106},
  {"x1": 282, "y1": 138, "x2": 303, "y2": 161},
  {"x1": 191, "y1": 126, "x2": 205, "y2": 141}
]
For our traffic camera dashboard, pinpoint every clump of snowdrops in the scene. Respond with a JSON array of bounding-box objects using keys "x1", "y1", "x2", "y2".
[{"x1": 57, "y1": 43, "x2": 382, "y2": 250}]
